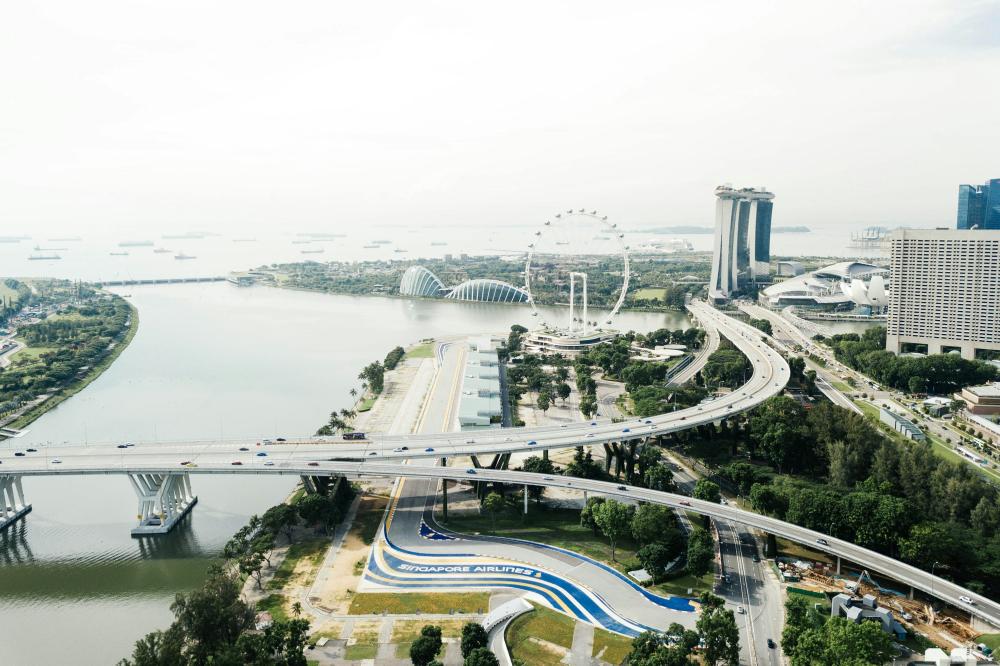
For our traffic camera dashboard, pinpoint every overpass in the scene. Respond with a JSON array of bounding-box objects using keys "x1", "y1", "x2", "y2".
[{"x1": 3, "y1": 302, "x2": 992, "y2": 626}]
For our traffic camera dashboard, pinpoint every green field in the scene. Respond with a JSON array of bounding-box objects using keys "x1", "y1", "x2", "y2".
[
  {"x1": 633, "y1": 288, "x2": 668, "y2": 302},
  {"x1": 267, "y1": 538, "x2": 329, "y2": 590},
  {"x1": 406, "y1": 341, "x2": 435, "y2": 358},
  {"x1": 506, "y1": 604, "x2": 575, "y2": 666},
  {"x1": 593, "y1": 627, "x2": 633, "y2": 664},
  {"x1": 347, "y1": 591, "x2": 489, "y2": 615}
]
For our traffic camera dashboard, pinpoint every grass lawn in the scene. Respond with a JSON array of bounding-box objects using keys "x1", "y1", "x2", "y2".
[
  {"x1": 441, "y1": 505, "x2": 641, "y2": 575},
  {"x1": 347, "y1": 591, "x2": 489, "y2": 615},
  {"x1": 343, "y1": 644, "x2": 377, "y2": 660},
  {"x1": 506, "y1": 604, "x2": 575, "y2": 666},
  {"x1": 406, "y1": 341, "x2": 435, "y2": 358},
  {"x1": 391, "y1": 619, "x2": 467, "y2": 648},
  {"x1": 977, "y1": 633, "x2": 1000, "y2": 651},
  {"x1": 9, "y1": 340, "x2": 56, "y2": 362},
  {"x1": 267, "y1": 538, "x2": 329, "y2": 590},
  {"x1": 592, "y1": 627, "x2": 633, "y2": 664},
  {"x1": 776, "y1": 537, "x2": 836, "y2": 565},
  {"x1": 652, "y1": 570, "x2": 715, "y2": 597},
  {"x1": 830, "y1": 380, "x2": 853, "y2": 392},
  {"x1": 634, "y1": 288, "x2": 668, "y2": 302},
  {"x1": 256, "y1": 593, "x2": 290, "y2": 622},
  {"x1": 354, "y1": 495, "x2": 388, "y2": 545},
  {"x1": 356, "y1": 396, "x2": 376, "y2": 412}
]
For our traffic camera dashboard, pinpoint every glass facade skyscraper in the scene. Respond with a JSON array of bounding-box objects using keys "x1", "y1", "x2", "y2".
[
  {"x1": 709, "y1": 185, "x2": 774, "y2": 301},
  {"x1": 957, "y1": 179, "x2": 1000, "y2": 230}
]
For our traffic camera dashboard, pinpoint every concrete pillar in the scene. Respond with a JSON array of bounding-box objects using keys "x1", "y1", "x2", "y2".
[
  {"x1": 542, "y1": 449, "x2": 549, "y2": 462},
  {"x1": 524, "y1": 485, "x2": 529, "y2": 515},
  {"x1": 836, "y1": 556, "x2": 841, "y2": 575},
  {"x1": 440, "y1": 458, "x2": 448, "y2": 521}
]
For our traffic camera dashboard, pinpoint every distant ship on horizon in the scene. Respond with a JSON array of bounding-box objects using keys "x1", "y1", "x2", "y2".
[
  {"x1": 175, "y1": 253, "x2": 196, "y2": 260},
  {"x1": 48, "y1": 236, "x2": 82, "y2": 242},
  {"x1": 153, "y1": 247, "x2": 171, "y2": 253},
  {"x1": 301, "y1": 248, "x2": 325, "y2": 254},
  {"x1": 163, "y1": 232, "x2": 206, "y2": 240},
  {"x1": 28, "y1": 254, "x2": 61, "y2": 260},
  {"x1": 34, "y1": 244, "x2": 68, "y2": 251},
  {"x1": 110, "y1": 251, "x2": 129, "y2": 256},
  {"x1": 119, "y1": 240, "x2": 154, "y2": 247}
]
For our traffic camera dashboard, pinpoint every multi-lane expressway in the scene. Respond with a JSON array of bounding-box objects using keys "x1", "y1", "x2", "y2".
[{"x1": 3, "y1": 301, "x2": 998, "y2": 630}]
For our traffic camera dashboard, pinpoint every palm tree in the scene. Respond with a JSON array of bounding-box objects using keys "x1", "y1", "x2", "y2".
[
  {"x1": 349, "y1": 388, "x2": 358, "y2": 398},
  {"x1": 340, "y1": 408, "x2": 356, "y2": 420}
]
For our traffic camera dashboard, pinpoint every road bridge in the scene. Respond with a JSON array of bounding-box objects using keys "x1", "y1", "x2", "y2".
[{"x1": 92, "y1": 276, "x2": 225, "y2": 287}]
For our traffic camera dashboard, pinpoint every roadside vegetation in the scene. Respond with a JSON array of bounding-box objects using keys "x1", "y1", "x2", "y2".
[
  {"x1": 625, "y1": 592, "x2": 739, "y2": 666},
  {"x1": 781, "y1": 594, "x2": 894, "y2": 665}
]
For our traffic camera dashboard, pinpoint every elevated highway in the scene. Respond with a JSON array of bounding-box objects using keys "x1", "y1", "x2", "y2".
[{"x1": 4, "y1": 302, "x2": 994, "y2": 628}]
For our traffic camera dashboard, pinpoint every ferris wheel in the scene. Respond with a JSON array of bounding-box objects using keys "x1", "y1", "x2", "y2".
[{"x1": 524, "y1": 209, "x2": 630, "y2": 335}]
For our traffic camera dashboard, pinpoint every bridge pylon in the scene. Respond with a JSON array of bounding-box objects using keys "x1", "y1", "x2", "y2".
[
  {"x1": 0, "y1": 475, "x2": 32, "y2": 532},
  {"x1": 128, "y1": 473, "x2": 197, "y2": 536}
]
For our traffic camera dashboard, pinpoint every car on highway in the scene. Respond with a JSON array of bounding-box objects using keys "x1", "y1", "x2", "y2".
[
  {"x1": 26, "y1": 448, "x2": 37, "y2": 453},
  {"x1": 466, "y1": 468, "x2": 476, "y2": 474},
  {"x1": 263, "y1": 439, "x2": 273, "y2": 445},
  {"x1": 543, "y1": 476, "x2": 554, "y2": 481},
  {"x1": 644, "y1": 420, "x2": 652, "y2": 424},
  {"x1": 465, "y1": 439, "x2": 476, "y2": 444},
  {"x1": 392, "y1": 447, "x2": 408, "y2": 452},
  {"x1": 307, "y1": 462, "x2": 319, "y2": 467},
  {"x1": 616, "y1": 485, "x2": 627, "y2": 491},
  {"x1": 424, "y1": 447, "x2": 435, "y2": 452},
  {"x1": 679, "y1": 500, "x2": 691, "y2": 506},
  {"x1": 767, "y1": 639, "x2": 776, "y2": 649},
  {"x1": 368, "y1": 451, "x2": 377, "y2": 456},
  {"x1": 116, "y1": 444, "x2": 128, "y2": 449},
  {"x1": 959, "y1": 596, "x2": 975, "y2": 605},
  {"x1": 264, "y1": 461, "x2": 275, "y2": 466},
  {"x1": 231, "y1": 461, "x2": 243, "y2": 466},
  {"x1": 528, "y1": 440, "x2": 537, "y2": 446},
  {"x1": 622, "y1": 428, "x2": 631, "y2": 433},
  {"x1": 590, "y1": 422, "x2": 597, "y2": 426},
  {"x1": 586, "y1": 433, "x2": 595, "y2": 438},
  {"x1": 239, "y1": 447, "x2": 249, "y2": 451},
  {"x1": 14, "y1": 451, "x2": 25, "y2": 457},
  {"x1": 51, "y1": 459, "x2": 62, "y2": 464},
  {"x1": 180, "y1": 461, "x2": 191, "y2": 466},
  {"x1": 752, "y1": 554, "x2": 760, "y2": 563},
  {"x1": 816, "y1": 538, "x2": 829, "y2": 546},
  {"x1": 737, "y1": 606, "x2": 745, "y2": 614},
  {"x1": 256, "y1": 452, "x2": 267, "y2": 456},
  {"x1": 720, "y1": 498, "x2": 728, "y2": 505},
  {"x1": 276, "y1": 437, "x2": 286, "y2": 442}
]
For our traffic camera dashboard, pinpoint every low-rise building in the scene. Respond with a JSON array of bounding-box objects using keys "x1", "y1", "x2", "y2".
[
  {"x1": 959, "y1": 384, "x2": 1000, "y2": 416},
  {"x1": 458, "y1": 338, "x2": 503, "y2": 430},
  {"x1": 831, "y1": 593, "x2": 906, "y2": 640},
  {"x1": 523, "y1": 329, "x2": 618, "y2": 357},
  {"x1": 879, "y1": 407, "x2": 925, "y2": 441}
]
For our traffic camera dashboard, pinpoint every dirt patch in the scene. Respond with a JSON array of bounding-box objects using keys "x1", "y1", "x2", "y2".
[{"x1": 311, "y1": 494, "x2": 389, "y2": 614}]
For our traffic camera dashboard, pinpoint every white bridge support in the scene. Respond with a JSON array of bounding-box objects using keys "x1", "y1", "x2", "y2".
[
  {"x1": 128, "y1": 473, "x2": 198, "y2": 536},
  {"x1": 0, "y1": 475, "x2": 32, "y2": 532}
]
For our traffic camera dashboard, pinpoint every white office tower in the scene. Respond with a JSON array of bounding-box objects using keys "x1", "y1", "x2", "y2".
[
  {"x1": 709, "y1": 185, "x2": 774, "y2": 300},
  {"x1": 886, "y1": 228, "x2": 1000, "y2": 360}
]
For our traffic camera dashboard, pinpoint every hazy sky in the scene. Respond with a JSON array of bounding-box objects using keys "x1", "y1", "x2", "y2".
[{"x1": 2, "y1": 0, "x2": 998, "y2": 237}]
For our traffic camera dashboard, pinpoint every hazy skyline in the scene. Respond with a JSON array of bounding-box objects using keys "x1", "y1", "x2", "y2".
[{"x1": 2, "y1": 0, "x2": 998, "y2": 237}]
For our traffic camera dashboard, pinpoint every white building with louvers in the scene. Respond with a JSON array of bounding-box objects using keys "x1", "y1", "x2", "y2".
[{"x1": 885, "y1": 228, "x2": 1000, "y2": 360}]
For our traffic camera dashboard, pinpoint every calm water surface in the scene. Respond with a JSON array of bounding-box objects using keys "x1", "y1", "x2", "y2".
[{"x1": 0, "y1": 283, "x2": 688, "y2": 665}]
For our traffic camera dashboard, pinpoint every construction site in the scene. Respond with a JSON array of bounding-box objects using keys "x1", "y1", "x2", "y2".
[{"x1": 776, "y1": 558, "x2": 994, "y2": 660}]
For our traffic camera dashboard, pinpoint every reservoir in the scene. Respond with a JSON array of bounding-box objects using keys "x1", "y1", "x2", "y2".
[{"x1": 0, "y1": 283, "x2": 689, "y2": 665}]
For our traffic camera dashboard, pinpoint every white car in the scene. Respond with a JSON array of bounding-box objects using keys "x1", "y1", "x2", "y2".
[
  {"x1": 51, "y1": 459, "x2": 62, "y2": 464},
  {"x1": 263, "y1": 461, "x2": 275, "y2": 466},
  {"x1": 959, "y1": 595, "x2": 975, "y2": 605},
  {"x1": 736, "y1": 606, "x2": 745, "y2": 615}
]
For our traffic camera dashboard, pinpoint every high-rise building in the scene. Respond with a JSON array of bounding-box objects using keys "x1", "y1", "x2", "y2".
[
  {"x1": 709, "y1": 185, "x2": 774, "y2": 300},
  {"x1": 957, "y1": 179, "x2": 1000, "y2": 230},
  {"x1": 886, "y1": 228, "x2": 1000, "y2": 360}
]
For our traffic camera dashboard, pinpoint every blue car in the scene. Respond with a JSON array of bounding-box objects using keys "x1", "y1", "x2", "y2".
[
  {"x1": 256, "y1": 452, "x2": 267, "y2": 457},
  {"x1": 424, "y1": 447, "x2": 435, "y2": 452},
  {"x1": 528, "y1": 440, "x2": 538, "y2": 446},
  {"x1": 622, "y1": 428, "x2": 631, "y2": 433}
]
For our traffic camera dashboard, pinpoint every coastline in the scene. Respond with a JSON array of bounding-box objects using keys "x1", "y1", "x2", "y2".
[{"x1": 6, "y1": 295, "x2": 140, "y2": 431}]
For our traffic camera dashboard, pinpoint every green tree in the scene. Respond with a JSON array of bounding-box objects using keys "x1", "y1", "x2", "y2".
[
  {"x1": 521, "y1": 456, "x2": 555, "y2": 501},
  {"x1": 644, "y1": 462, "x2": 676, "y2": 492},
  {"x1": 297, "y1": 493, "x2": 342, "y2": 535},
  {"x1": 697, "y1": 593, "x2": 739, "y2": 666},
  {"x1": 536, "y1": 391, "x2": 551, "y2": 413},
  {"x1": 460, "y1": 623, "x2": 488, "y2": 659},
  {"x1": 262, "y1": 503, "x2": 299, "y2": 543},
  {"x1": 686, "y1": 527, "x2": 714, "y2": 577},
  {"x1": 593, "y1": 499, "x2": 633, "y2": 562},
  {"x1": 556, "y1": 382, "x2": 571, "y2": 403},
  {"x1": 631, "y1": 504, "x2": 677, "y2": 546},
  {"x1": 410, "y1": 626, "x2": 443, "y2": 666},
  {"x1": 464, "y1": 647, "x2": 500, "y2": 666},
  {"x1": 482, "y1": 492, "x2": 505, "y2": 534},
  {"x1": 693, "y1": 479, "x2": 722, "y2": 504},
  {"x1": 580, "y1": 496, "x2": 606, "y2": 535},
  {"x1": 637, "y1": 543, "x2": 674, "y2": 580},
  {"x1": 579, "y1": 394, "x2": 598, "y2": 419},
  {"x1": 749, "y1": 396, "x2": 811, "y2": 473}
]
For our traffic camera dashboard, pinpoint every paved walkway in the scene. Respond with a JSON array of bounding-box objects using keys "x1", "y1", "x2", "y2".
[{"x1": 570, "y1": 621, "x2": 595, "y2": 666}]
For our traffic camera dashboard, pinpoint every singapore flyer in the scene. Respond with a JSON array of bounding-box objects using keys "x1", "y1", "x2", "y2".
[{"x1": 523, "y1": 209, "x2": 630, "y2": 337}]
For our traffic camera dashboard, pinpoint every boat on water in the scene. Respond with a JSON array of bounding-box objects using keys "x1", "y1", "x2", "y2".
[
  {"x1": 232, "y1": 238, "x2": 257, "y2": 242},
  {"x1": 163, "y1": 232, "x2": 206, "y2": 240},
  {"x1": 363, "y1": 244, "x2": 379, "y2": 249},
  {"x1": 175, "y1": 253, "x2": 196, "y2": 260},
  {"x1": 119, "y1": 240, "x2": 154, "y2": 247},
  {"x1": 153, "y1": 248, "x2": 171, "y2": 253},
  {"x1": 34, "y1": 244, "x2": 68, "y2": 251},
  {"x1": 430, "y1": 242, "x2": 447, "y2": 246},
  {"x1": 291, "y1": 240, "x2": 311, "y2": 245},
  {"x1": 301, "y1": 248, "x2": 325, "y2": 254},
  {"x1": 48, "y1": 237, "x2": 82, "y2": 242},
  {"x1": 28, "y1": 254, "x2": 61, "y2": 260},
  {"x1": 372, "y1": 240, "x2": 391, "y2": 244},
  {"x1": 110, "y1": 251, "x2": 129, "y2": 256},
  {"x1": 394, "y1": 249, "x2": 408, "y2": 253}
]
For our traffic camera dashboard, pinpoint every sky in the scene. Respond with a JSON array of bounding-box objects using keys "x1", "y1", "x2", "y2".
[{"x1": 1, "y1": 0, "x2": 998, "y2": 237}]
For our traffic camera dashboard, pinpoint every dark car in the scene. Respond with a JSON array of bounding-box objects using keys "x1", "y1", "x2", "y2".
[
  {"x1": 26, "y1": 448, "x2": 37, "y2": 453},
  {"x1": 116, "y1": 444, "x2": 128, "y2": 449},
  {"x1": 307, "y1": 462, "x2": 319, "y2": 467},
  {"x1": 276, "y1": 437, "x2": 286, "y2": 442},
  {"x1": 14, "y1": 452, "x2": 25, "y2": 457},
  {"x1": 231, "y1": 461, "x2": 243, "y2": 466},
  {"x1": 424, "y1": 447, "x2": 435, "y2": 452},
  {"x1": 617, "y1": 485, "x2": 627, "y2": 491},
  {"x1": 239, "y1": 447, "x2": 249, "y2": 451},
  {"x1": 527, "y1": 440, "x2": 537, "y2": 446},
  {"x1": 767, "y1": 639, "x2": 776, "y2": 649},
  {"x1": 256, "y1": 452, "x2": 267, "y2": 457}
]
